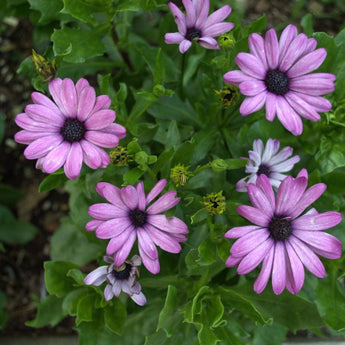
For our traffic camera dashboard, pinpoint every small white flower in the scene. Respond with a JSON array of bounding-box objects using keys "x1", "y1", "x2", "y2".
[
  {"x1": 84, "y1": 255, "x2": 146, "y2": 306},
  {"x1": 236, "y1": 138, "x2": 300, "y2": 192}
]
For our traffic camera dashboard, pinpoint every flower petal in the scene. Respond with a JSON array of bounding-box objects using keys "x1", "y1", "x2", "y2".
[
  {"x1": 288, "y1": 236, "x2": 326, "y2": 278},
  {"x1": 165, "y1": 32, "x2": 185, "y2": 44},
  {"x1": 249, "y1": 33, "x2": 268, "y2": 70},
  {"x1": 77, "y1": 86, "x2": 96, "y2": 122},
  {"x1": 223, "y1": 70, "x2": 254, "y2": 85},
  {"x1": 203, "y1": 22, "x2": 234, "y2": 37},
  {"x1": 292, "y1": 211, "x2": 342, "y2": 231},
  {"x1": 285, "y1": 241, "x2": 305, "y2": 294},
  {"x1": 276, "y1": 96, "x2": 303, "y2": 136},
  {"x1": 24, "y1": 134, "x2": 63, "y2": 159},
  {"x1": 287, "y1": 48, "x2": 327, "y2": 78},
  {"x1": 137, "y1": 227, "x2": 158, "y2": 260},
  {"x1": 146, "y1": 179, "x2": 167, "y2": 204},
  {"x1": 224, "y1": 225, "x2": 260, "y2": 239},
  {"x1": 96, "y1": 182, "x2": 128, "y2": 210},
  {"x1": 235, "y1": 52, "x2": 266, "y2": 79},
  {"x1": 147, "y1": 191, "x2": 179, "y2": 214},
  {"x1": 25, "y1": 104, "x2": 64, "y2": 126},
  {"x1": 113, "y1": 230, "x2": 137, "y2": 266},
  {"x1": 84, "y1": 266, "x2": 108, "y2": 286},
  {"x1": 64, "y1": 142, "x2": 83, "y2": 179},
  {"x1": 42, "y1": 141, "x2": 70, "y2": 173},
  {"x1": 239, "y1": 91, "x2": 267, "y2": 116},
  {"x1": 237, "y1": 205, "x2": 271, "y2": 226},
  {"x1": 231, "y1": 228, "x2": 271, "y2": 257},
  {"x1": 84, "y1": 130, "x2": 119, "y2": 148},
  {"x1": 254, "y1": 245, "x2": 274, "y2": 293},
  {"x1": 204, "y1": 4, "x2": 231, "y2": 28},
  {"x1": 237, "y1": 237, "x2": 274, "y2": 274},
  {"x1": 84, "y1": 109, "x2": 115, "y2": 130},
  {"x1": 88, "y1": 203, "x2": 127, "y2": 220},
  {"x1": 271, "y1": 241, "x2": 286, "y2": 295},
  {"x1": 247, "y1": 184, "x2": 274, "y2": 216},
  {"x1": 265, "y1": 29, "x2": 279, "y2": 69},
  {"x1": 239, "y1": 80, "x2": 266, "y2": 96},
  {"x1": 120, "y1": 185, "x2": 138, "y2": 210}
]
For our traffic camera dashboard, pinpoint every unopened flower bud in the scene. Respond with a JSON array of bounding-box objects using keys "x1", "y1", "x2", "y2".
[
  {"x1": 153, "y1": 84, "x2": 166, "y2": 97},
  {"x1": 218, "y1": 33, "x2": 236, "y2": 50},
  {"x1": 215, "y1": 85, "x2": 239, "y2": 108},
  {"x1": 110, "y1": 146, "x2": 130, "y2": 166},
  {"x1": 203, "y1": 191, "x2": 226, "y2": 215},
  {"x1": 170, "y1": 164, "x2": 192, "y2": 187},
  {"x1": 211, "y1": 159, "x2": 227, "y2": 172},
  {"x1": 31, "y1": 49, "x2": 56, "y2": 81}
]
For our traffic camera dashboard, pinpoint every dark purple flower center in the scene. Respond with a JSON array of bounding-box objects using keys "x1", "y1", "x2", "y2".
[
  {"x1": 265, "y1": 69, "x2": 289, "y2": 95},
  {"x1": 113, "y1": 263, "x2": 132, "y2": 280},
  {"x1": 186, "y1": 27, "x2": 202, "y2": 41},
  {"x1": 269, "y1": 216, "x2": 293, "y2": 241},
  {"x1": 60, "y1": 118, "x2": 85, "y2": 142},
  {"x1": 257, "y1": 164, "x2": 270, "y2": 177},
  {"x1": 129, "y1": 209, "x2": 147, "y2": 228}
]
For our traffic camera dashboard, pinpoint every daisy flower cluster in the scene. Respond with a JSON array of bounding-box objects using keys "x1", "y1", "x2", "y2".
[{"x1": 13, "y1": 0, "x2": 342, "y2": 309}]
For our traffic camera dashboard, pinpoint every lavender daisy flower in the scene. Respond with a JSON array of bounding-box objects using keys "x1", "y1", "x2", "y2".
[
  {"x1": 84, "y1": 255, "x2": 146, "y2": 306},
  {"x1": 224, "y1": 24, "x2": 335, "y2": 135},
  {"x1": 14, "y1": 78, "x2": 126, "y2": 179},
  {"x1": 86, "y1": 179, "x2": 188, "y2": 274},
  {"x1": 165, "y1": 0, "x2": 234, "y2": 53},
  {"x1": 225, "y1": 170, "x2": 342, "y2": 295},
  {"x1": 236, "y1": 138, "x2": 300, "y2": 192}
]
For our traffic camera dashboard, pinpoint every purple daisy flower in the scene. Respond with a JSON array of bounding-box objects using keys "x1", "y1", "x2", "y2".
[
  {"x1": 86, "y1": 179, "x2": 188, "y2": 274},
  {"x1": 236, "y1": 138, "x2": 300, "y2": 192},
  {"x1": 225, "y1": 170, "x2": 342, "y2": 295},
  {"x1": 224, "y1": 24, "x2": 335, "y2": 135},
  {"x1": 165, "y1": 0, "x2": 234, "y2": 53},
  {"x1": 84, "y1": 255, "x2": 146, "y2": 306},
  {"x1": 14, "y1": 78, "x2": 126, "y2": 179}
]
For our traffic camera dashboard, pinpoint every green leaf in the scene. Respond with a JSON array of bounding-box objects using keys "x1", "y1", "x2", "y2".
[
  {"x1": 39, "y1": 171, "x2": 68, "y2": 192},
  {"x1": 26, "y1": 295, "x2": 66, "y2": 328},
  {"x1": 62, "y1": 288, "x2": 89, "y2": 315},
  {"x1": 300, "y1": 13, "x2": 313, "y2": 36},
  {"x1": 123, "y1": 167, "x2": 144, "y2": 185},
  {"x1": 315, "y1": 136, "x2": 345, "y2": 174},
  {"x1": 223, "y1": 158, "x2": 247, "y2": 170},
  {"x1": 183, "y1": 51, "x2": 205, "y2": 87},
  {"x1": 50, "y1": 218, "x2": 104, "y2": 266},
  {"x1": 67, "y1": 268, "x2": 86, "y2": 286},
  {"x1": 153, "y1": 147, "x2": 174, "y2": 174},
  {"x1": 76, "y1": 294, "x2": 95, "y2": 325},
  {"x1": 52, "y1": 26, "x2": 107, "y2": 63},
  {"x1": 312, "y1": 32, "x2": 338, "y2": 73},
  {"x1": 62, "y1": 0, "x2": 112, "y2": 25},
  {"x1": 315, "y1": 275, "x2": 345, "y2": 331},
  {"x1": 191, "y1": 208, "x2": 209, "y2": 224},
  {"x1": 0, "y1": 184, "x2": 23, "y2": 208},
  {"x1": 218, "y1": 285, "x2": 323, "y2": 332},
  {"x1": 253, "y1": 323, "x2": 287, "y2": 345},
  {"x1": 28, "y1": 0, "x2": 64, "y2": 24},
  {"x1": 242, "y1": 15, "x2": 266, "y2": 37},
  {"x1": 157, "y1": 285, "x2": 182, "y2": 337},
  {"x1": 148, "y1": 95, "x2": 202, "y2": 127},
  {"x1": 198, "y1": 326, "x2": 219, "y2": 345},
  {"x1": 44, "y1": 261, "x2": 79, "y2": 297},
  {"x1": 166, "y1": 120, "x2": 181, "y2": 149},
  {"x1": 104, "y1": 299, "x2": 127, "y2": 335},
  {"x1": 154, "y1": 48, "x2": 165, "y2": 85},
  {"x1": 0, "y1": 206, "x2": 39, "y2": 245}
]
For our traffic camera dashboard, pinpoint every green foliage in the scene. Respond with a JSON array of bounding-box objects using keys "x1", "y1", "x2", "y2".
[{"x1": 7, "y1": 0, "x2": 345, "y2": 343}]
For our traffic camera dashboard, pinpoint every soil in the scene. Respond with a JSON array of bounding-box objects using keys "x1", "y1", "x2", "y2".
[{"x1": 0, "y1": 1, "x2": 344, "y2": 337}]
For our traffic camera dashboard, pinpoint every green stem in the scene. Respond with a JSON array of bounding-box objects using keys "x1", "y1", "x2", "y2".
[{"x1": 193, "y1": 162, "x2": 211, "y2": 175}]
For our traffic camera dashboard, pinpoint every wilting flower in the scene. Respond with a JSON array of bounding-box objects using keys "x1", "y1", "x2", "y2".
[
  {"x1": 224, "y1": 24, "x2": 335, "y2": 135},
  {"x1": 170, "y1": 164, "x2": 192, "y2": 186},
  {"x1": 14, "y1": 78, "x2": 126, "y2": 179},
  {"x1": 84, "y1": 255, "x2": 146, "y2": 306},
  {"x1": 236, "y1": 138, "x2": 300, "y2": 192},
  {"x1": 165, "y1": 0, "x2": 234, "y2": 53},
  {"x1": 225, "y1": 170, "x2": 342, "y2": 295},
  {"x1": 86, "y1": 179, "x2": 188, "y2": 274}
]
